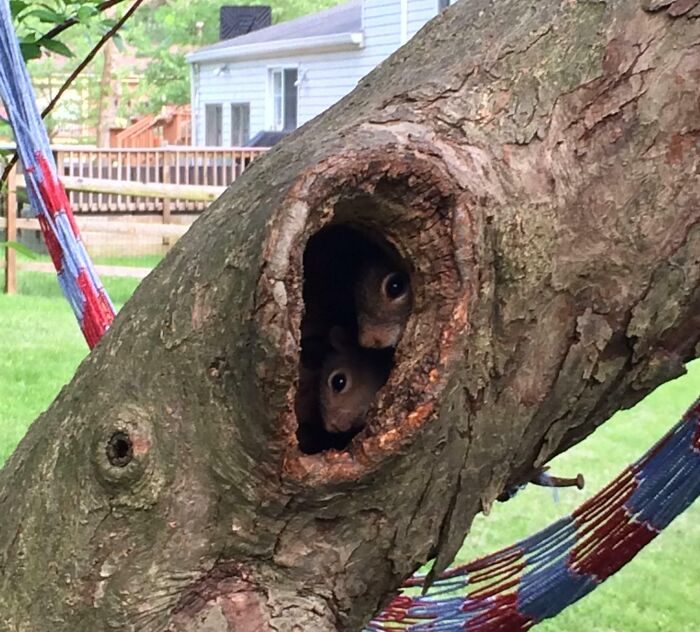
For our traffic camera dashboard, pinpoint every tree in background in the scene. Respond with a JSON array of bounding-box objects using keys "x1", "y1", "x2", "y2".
[
  {"x1": 2, "y1": 1, "x2": 123, "y2": 148},
  {"x1": 10, "y1": 0, "x2": 105, "y2": 60}
]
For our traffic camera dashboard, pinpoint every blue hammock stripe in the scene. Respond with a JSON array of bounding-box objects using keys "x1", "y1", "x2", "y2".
[
  {"x1": 366, "y1": 398, "x2": 700, "y2": 630},
  {"x1": 0, "y1": 0, "x2": 114, "y2": 347}
]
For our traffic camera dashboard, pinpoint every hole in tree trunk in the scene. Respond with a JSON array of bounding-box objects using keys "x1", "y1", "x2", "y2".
[
  {"x1": 296, "y1": 224, "x2": 412, "y2": 454},
  {"x1": 106, "y1": 431, "x2": 134, "y2": 467},
  {"x1": 273, "y1": 150, "x2": 468, "y2": 479}
]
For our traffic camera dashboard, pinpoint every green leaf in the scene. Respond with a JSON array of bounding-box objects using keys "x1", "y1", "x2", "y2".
[
  {"x1": 39, "y1": 37, "x2": 74, "y2": 58},
  {"x1": 99, "y1": 18, "x2": 118, "y2": 34},
  {"x1": 112, "y1": 33, "x2": 126, "y2": 54},
  {"x1": 76, "y1": 4, "x2": 97, "y2": 21},
  {"x1": 19, "y1": 32, "x2": 38, "y2": 44},
  {"x1": 9, "y1": 0, "x2": 28, "y2": 18},
  {"x1": 19, "y1": 42, "x2": 42, "y2": 61},
  {"x1": 0, "y1": 241, "x2": 39, "y2": 259},
  {"x1": 25, "y1": 7, "x2": 66, "y2": 23}
]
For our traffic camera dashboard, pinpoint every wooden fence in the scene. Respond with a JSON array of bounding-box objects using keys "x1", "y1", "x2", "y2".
[
  {"x1": 2, "y1": 167, "x2": 227, "y2": 294},
  {"x1": 0, "y1": 144, "x2": 267, "y2": 215},
  {"x1": 2, "y1": 165, "x2": 16, "y2": 295},
  {"x1": 54, "y1": 145, "x2": 265, "y2": 214}
]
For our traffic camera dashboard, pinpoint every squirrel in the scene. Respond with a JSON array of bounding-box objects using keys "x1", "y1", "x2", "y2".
[
  {"x1": 297, "y1": 239, "x2": 412, "y2": 444},
  {"x1": 354, "y1": 256, "x2": 412, "y2": 349},
  {"x1": 318, "y1": 327, "x2": 393, "y2": 434}
]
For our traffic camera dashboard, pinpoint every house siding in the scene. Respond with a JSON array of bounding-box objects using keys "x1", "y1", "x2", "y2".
[
  {"x1": 407, "y1": 0, "x2": 439, "y2": 39},
  {"x1": 192, "y1": 0, "x2": 442, "y2": 146},
  {"x1": 351, "y1": 0, "x2": 403, "y2": 76},
  {"x1": 194, "y1": 48, "x2": 362, "y2": 145}
]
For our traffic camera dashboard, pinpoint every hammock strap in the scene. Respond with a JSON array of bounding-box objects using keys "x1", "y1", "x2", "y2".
[{"x1": 0, "y1": 0, "x2": 114, "y2": 348}]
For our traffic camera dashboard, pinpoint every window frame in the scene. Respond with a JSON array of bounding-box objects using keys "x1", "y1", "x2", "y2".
[
  {"x1": 267, "y1": 65, "x2": 299, "y2": 132},
  {"x1": 230, "y1": 102, "x2": 251, "y2": 146},
  {"x1": 204, "y1": 103, "x2": 223, "y2": 146}
]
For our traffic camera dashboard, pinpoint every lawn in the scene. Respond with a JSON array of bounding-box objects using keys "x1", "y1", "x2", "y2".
[
  {"x1": 457, "y1": 361, "x2": 700, "y2": 631},
  {"x1": 1, "y1": 270, "x2": 698, "y2": 630},
  {"x1": 0, "y1": 269, "x2": 141, "y2": 464}
]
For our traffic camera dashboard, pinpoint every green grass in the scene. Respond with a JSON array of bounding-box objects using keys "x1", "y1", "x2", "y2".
[
  {"x1": 12, "y1": 252, "x2": 159, "y2": 305},
  {"x1": 0, "y1": 272, "x2": 698, "y2": 630},
  {"x1": 17, "y1": 249, "x2": 164, "y2": 269},
  {"x1": 92, "y1": 253, "x2": 164, "y2": 269},
  {"x1": 455, "y1": 361, "x2": 700, "y2": 631},
  {"x1": 0, "y1": 270, "x2": 141, "y2": 464}
]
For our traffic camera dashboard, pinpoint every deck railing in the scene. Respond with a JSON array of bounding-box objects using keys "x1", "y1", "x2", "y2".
[
  {"x1": 0, "y1": 144, "x2": 268, "y2": 214},
  {"x1": 112, "y1": 114, "x2": 159, "y2": 148},
  {"x1": 53, "y1": 145, "x2": 267, "y2": 213},
  {"x1": 111, "y1": 106, "x2": 192, "y2": 148},
  {"x1": 2, "y1": 165, "x2": 227, "y2": 294}
]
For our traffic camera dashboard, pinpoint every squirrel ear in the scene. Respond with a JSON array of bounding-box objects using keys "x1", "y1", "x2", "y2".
[{"x1": 328, "y1": 326, "x2": 352, "y2": 351}]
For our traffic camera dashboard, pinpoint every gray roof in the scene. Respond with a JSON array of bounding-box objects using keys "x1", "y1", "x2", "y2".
[{"x1": 194, "y1": 0, "x2": 362, "y2": 55}]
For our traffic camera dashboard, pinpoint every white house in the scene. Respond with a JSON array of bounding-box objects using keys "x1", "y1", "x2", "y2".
[{"x1": 186, "y1": 0, "x2": 454, "y2": 146}]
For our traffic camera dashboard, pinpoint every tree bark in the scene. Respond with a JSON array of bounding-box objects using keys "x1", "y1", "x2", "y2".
[{"x1": 1, "y1": 0, "x2": 699, "y2": 630}]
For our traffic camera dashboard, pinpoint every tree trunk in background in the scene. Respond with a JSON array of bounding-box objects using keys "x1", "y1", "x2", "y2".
[
  {"x1": 95, "y1": 40, "x2": 114, "y2": 147},
  {"x1": 1, "y1": 0, "x2": 698, "y2": 630}
]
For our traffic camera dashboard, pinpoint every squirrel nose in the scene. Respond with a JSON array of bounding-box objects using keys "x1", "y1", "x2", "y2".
[
  {"x1": 359, "y1": 329, "x2": 381, "y2": 348},
  {"x1": 359, "y1": 326, "x2": 399, "y2": 349}
]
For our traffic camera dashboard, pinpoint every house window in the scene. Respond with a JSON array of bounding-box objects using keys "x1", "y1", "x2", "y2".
[
  {"x1": 231, "y1": 103, "x2": 250, "y2": 146},
  {"x1": 438, "y1": 0, "x2": 451, "y2": 10},
  {"x1": 205, "y1": 103, "x2": 223, "y2": 146},
  {"x1": 270, "y1": 68, "x2": 298, "y2": 132}
]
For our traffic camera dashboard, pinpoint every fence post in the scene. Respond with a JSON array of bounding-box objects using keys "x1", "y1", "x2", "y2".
[
  {"x1": 162, "y1": 150, "x2": 172, "y2": 247},
  {"x1": 3, "y1": 164, "x2": 17, "y2": 295}
]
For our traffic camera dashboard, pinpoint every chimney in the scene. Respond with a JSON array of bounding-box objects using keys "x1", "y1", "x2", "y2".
[{"x1": 219, "y1": 6, "x2": 272, "y2": 41}]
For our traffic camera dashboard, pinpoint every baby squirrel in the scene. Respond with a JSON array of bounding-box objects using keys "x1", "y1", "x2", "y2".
[
  {"x1": 300, "y1": 250, "x2": 412, "y2": 438},
  {"x1": 354, "y1": 256, "x2": 412, "y2": 349},
  {"x1": 319, "y1": 327, "x2": 393, "y2": 434}
]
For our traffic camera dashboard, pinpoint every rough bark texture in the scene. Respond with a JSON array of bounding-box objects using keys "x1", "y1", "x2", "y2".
[{"x1": 1, "y1": 0, "x2": 699, "y2": 630}]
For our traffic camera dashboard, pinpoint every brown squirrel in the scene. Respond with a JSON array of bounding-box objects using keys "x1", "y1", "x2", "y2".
[
  {"x1": 297, "y1": 240, "x2": 412, "y2": 444},
  {"x1": 318, "y1": 327, "x2": 393, "y2": 434},
  {"x1": 354, "y1": 257, "x2": 412, "y2": 349}
]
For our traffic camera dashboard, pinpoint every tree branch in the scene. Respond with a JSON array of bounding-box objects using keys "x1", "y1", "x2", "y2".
[
  {"x1": 40, "y1": 0, "x2": 146, "y2": 120},
  {"x1": 42, "y1": 0, "x2": 131, "y2": 43}
]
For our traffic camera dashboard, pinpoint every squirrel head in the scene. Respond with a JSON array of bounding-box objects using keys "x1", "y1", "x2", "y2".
[
  {"x1": 319, "y1": 327, "x2": 391, "y2": 434},
  {"x1": 354, "y1": 259, "x2": 412, "y2": 349}
]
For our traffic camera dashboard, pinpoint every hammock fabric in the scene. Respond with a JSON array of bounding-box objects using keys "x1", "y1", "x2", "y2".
[
  {"x1": 0, "y1": 0, "x2": 114, "y2": 348},
  {"x1": 0, "y1": 2, "x2": 697, "y2": 629},
  {"x1": 365, "y1": 398, "x2": 700, "y2": 630}
]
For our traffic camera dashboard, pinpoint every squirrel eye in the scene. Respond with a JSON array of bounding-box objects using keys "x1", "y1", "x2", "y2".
[
  {"x1": 329, "y1": 370, "x2": 350, "y2": 394},
  {"x1": 383, "y1": 272, "x2": 407, "y2": 301}
]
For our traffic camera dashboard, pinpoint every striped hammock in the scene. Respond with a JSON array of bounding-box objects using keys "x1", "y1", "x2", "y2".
[{"x1": 0, "y1": 0, "x2": 114, "y2": 348}]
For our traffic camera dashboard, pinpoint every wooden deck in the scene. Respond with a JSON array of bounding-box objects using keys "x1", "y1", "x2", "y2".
[
  {"x1": 1, "y1": 144, "x2": 268, "y2": 215},
  {"x1": 53, "y1": 145, "x2": 267, "y2": 214},
  {"x1": 1, "y1": 144, "x2": 272, "y2": 293}
]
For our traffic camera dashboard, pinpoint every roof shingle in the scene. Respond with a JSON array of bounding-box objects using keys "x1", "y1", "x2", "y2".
[{"x1": 193, "y1": 0, "x2": 362, "y2": 55}]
